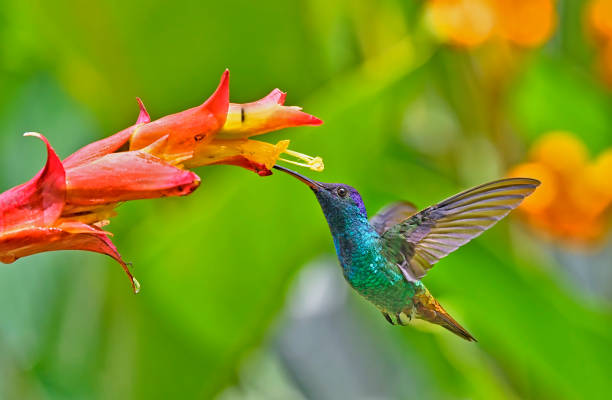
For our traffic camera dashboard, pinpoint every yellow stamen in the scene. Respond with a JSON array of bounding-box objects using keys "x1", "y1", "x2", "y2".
[{"x1": 280, "y1": 149, "x2": 325, "y2": 172}]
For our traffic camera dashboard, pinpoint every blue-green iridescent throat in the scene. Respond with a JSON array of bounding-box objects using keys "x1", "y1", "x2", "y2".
[
  {"x1": 313, "y1": 182, "x2": 416, "y2": 311},
  {"x1": 272, "y1": 165, "x2": 415, "y2": 311}
]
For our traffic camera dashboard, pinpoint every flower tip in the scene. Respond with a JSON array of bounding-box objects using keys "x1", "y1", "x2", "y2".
[
  {"x1": 23, "y1": 132, "x2": 56, "y2": 155},
  {"x1": 219, "y1": 68, "x2": 230, "y2": 87},
  {"x1": 135, "y1": 97, "x2": 151, "y2": 124},
  {"x1": 292, "y1": 111, "x2": 323, "y2": 127},
  {"x1": 188, "y1": 174, "x2": 202, "y2": 193},
  {"x1": 263, "y1": 89, "x2": 287, "y2": 105},
  {"x1": 174, "y1": 171, "x2": 202, "y2": 196},
  {"x1": 201, "y1": 69, "x2": 230, "y2": 118},
  {"x1": 258, "y1": 169, "x2": 273, "y2": 177},
  {"x1": 308, "y1": 115, "x2": 323, "y2": 126},
  {"x1": 23, "y1": 131, "x2": 42, "y2": 139},
  {"x1": 132, "y1": 277, "x2": 141, "y2": 294}
]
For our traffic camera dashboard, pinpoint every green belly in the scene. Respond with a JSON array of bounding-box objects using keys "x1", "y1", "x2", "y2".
[{"x1": 344, "y1": 256, "x2": 418, "y2": 313}]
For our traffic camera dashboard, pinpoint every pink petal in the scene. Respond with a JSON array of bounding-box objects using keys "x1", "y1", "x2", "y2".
[{"x1": 135, "y1": 97, "x2": 151, "y2": 124}]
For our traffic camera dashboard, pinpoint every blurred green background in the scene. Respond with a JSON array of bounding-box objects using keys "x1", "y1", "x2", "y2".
[{"x1": 1, "y1": 1, "x2": 612, "y2": 399}]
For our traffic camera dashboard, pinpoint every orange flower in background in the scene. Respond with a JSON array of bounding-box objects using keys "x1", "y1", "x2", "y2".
[
  {"x1": 508, "y1": 132, "x2": 612, "y2": 245},
  {"x1": 425, "y1": 0, "x2": 557, "y2": 48},
  {"x1": 586, "y1": 0, "x2": 612, "y2": 86},
  {"x1": 493, "y1": 0, "x2": 556, "y2": 47},
  {"x1": 587, "y1": 0, "x2": 612, "y2": 44},
  {"x1": 0, "y1": 70, "x2": 324, "y2": 291},
  {"x1": 425, "y1": 0, "x2": 495, "y2": 47}
]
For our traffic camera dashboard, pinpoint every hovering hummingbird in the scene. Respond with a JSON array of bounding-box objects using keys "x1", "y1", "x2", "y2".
[{"x1": 274, "y1": 165, "x2": 539, "y2": 341}]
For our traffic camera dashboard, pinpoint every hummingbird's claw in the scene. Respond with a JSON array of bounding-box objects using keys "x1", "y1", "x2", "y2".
[{"x1": 382, "y1": 312, "x2": 395, "y2": 325}]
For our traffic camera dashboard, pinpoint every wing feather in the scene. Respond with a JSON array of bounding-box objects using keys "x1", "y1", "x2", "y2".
[
  {"x1": 381, "y1": 178, "x2": 539, "y2": 281},
  {"x1": 370, "y1": 201, "x2": 418, "y2": 235}
]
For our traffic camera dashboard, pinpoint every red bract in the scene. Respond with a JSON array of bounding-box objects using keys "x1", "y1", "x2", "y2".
[
  {"x1": 0, "y1": 133, "x2": 65, "y2": 233},
  {"x1": 129, "y1": 70, "x2": 230, "y2": 163},
  {"x1": 0, "y1": 134, "x2": 139, "y2": 290},
  {"x1": 62, "y1": 100, "x2": 200, "y2": 208},
  {"x1": 0, "y1": 132, "x2": 202, "y2": 292},
  {"x1": 129, "y1": 70, "x2": 324, "y2": 175},
  {"x1": 65, "y1": 136, "x2": 200, "y2": 206}
]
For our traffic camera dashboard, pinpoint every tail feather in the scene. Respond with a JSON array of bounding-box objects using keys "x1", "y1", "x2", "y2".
[{"x1": 413, "y1": 293, "x2": 476, "y2": 342}]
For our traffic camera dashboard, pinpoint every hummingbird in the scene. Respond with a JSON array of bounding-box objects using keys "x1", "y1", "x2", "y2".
[{"x1": 274, "y1": 165, "x2": 539, "y2": 341}]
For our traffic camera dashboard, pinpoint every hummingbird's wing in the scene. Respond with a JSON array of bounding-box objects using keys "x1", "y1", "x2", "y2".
[
  {"x1": 380, "y1": 178, "x2": 539, "y2": 281},
  {"x1": 370, "y1": 201, "x2": 418, "y2": 235}
]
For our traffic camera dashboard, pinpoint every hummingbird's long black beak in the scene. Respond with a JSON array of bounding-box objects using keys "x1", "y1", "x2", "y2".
[{"x1": 273, "y1": 165, "x2": 322, "y2": 191}]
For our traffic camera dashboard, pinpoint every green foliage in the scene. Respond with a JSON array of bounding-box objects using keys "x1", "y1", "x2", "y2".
[{"x1": 1, "y1": 0, "x2": 611, "y2": 399}]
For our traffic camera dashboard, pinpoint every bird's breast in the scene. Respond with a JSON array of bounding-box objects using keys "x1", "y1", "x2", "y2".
[
  {"x1": 338, "y1": 239, "x2": 416, "y2": 313},
  {"x1": 329, "y1": 219, "x2": 416, "y2": 313}
]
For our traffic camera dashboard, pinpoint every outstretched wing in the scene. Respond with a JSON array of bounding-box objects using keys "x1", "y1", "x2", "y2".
[
  {"x1": 380, "y1": 178, "x2": 539, "y2": 282},
  {"x1": 370, "y1": 201, "x2": 418, "y2": 235}
]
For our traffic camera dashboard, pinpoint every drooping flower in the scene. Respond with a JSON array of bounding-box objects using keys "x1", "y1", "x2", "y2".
[
  {"x1": 0, "y1": 131, "x2": 201, "y2": 292},
  {"x1": 508, "y1": 132, "x2": 612, "y2": 245}
]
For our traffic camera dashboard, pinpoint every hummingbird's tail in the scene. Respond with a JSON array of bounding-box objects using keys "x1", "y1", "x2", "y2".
[{"x1": 412, "y1": 291, "x2": 476, "y2": 342}]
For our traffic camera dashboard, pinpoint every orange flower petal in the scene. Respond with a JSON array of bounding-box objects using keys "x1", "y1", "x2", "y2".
[
  {"x1": 425, "y1": 0, "x2": 495, "y2": 47},
  {"x1": 592, "y1": 149, "x2": 612, "y2": 197},
  {"x1": 218, "y1": 89, "x2": 322, "y2": 139},
  {"x1": 508, "y1": 162, "x2": 557, "y2": 214},
  {"x1": 587, "y1": 0, "x2": 612, "y2": 44},
  {"x1": 129, "y1": 69, "x2": 230, "y2": 161},
  {"x1": 529, "y1": 131, "x2": 588, "y2": 175},
  {"x1": 493, "y1": 0, "x2": 556, "y2": 47}
]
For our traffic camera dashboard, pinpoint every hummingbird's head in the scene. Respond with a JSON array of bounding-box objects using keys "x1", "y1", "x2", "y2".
[{"x1": 273, "y1": 165, "x2": 367, "y2": 220}]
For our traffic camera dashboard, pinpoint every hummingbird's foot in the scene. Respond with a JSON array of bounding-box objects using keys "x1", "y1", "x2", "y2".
[
  {"x1": 382, "y1": 312, "x2": 395, "y2": 325},
  {"x1": 278, "y1": 149, "x2": 324, "y2": 172},
  {"x1": 396, "y1": 312, "x2": 412, "y2": 326}
]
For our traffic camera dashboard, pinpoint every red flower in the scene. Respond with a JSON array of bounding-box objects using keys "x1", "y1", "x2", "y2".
[
  {"x1": 0, "y1": 132, "x2": 200, "y2": 292},
  {"x1": 129, "y1": 70, "x2": 324, "y2": 175},
  {"x1": 0, "y1": 70, "x2": 324, "y2": 291}
]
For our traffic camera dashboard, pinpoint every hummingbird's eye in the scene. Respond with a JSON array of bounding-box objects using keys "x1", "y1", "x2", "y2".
[{"x1": 337, "y1": 187, "x2": 348, "y2": 198}]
